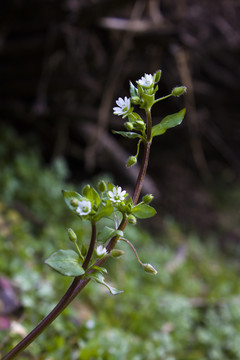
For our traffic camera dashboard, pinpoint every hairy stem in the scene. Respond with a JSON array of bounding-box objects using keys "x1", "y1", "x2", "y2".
[{"x1": 3, "y1": 109, "x2": 153, "y2": 360}]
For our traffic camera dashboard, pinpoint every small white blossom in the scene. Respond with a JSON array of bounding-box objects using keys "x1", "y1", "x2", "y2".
[
  {"x1": 96, "y1": 245, "x2": 107, "y2": 257},
  {"x1": 108, "y1": 186, "x2": 126, "y2": 203},
  {"x1": 113, "y1": 96, "x2": 131, "y2": 116},
  {"x1": 76, "y1": 200, "x2": 91, "y2": 216},
  {"x1": 137, "y1": 74, "x2": 154, "y2": 87},
  {"x1": 86, "y1": 319, "x2": 95, "y2": 329}
]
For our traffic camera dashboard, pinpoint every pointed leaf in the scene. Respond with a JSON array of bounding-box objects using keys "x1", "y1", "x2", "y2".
[
  {"x1": 90, "y1": 273, "x2": 123, "y2": 295},
  {"x1": 93, "y1": 202, "x2": 113, "y2": 222},
  {"x1": 98, "y1": 226, "x2": 123, "y2": 243},
  {"x1": 152, "y1": 108, "x2": 186, "y2": 137},
  {"x1": 132, "y1": 203, "x2": 156, "y2": 219},
  {"x1": 45, "y1": 249, "x2": 85, "y2": 277},
  {"x1": 112, "y1": 131, "x2": 142, "y2": 139},
  {"x1": 62, "y1": 190, "x2": 83, "y2": 211}
]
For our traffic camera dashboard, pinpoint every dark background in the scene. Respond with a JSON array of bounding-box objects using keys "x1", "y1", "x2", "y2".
[{"x1": 0, "y1": 0, "x2": 240, "y2": 235}]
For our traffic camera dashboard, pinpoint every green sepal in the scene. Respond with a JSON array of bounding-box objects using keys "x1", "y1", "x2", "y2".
[
  {"x1": 154, "y1": 69, "x2": 162, "y2": 83},
  {"x1": 62, "y1": 190, "x2": 83, "y2": 211},
  {"x1": 139, "y1": 93, "x2": 155, "y2": 110},
  {"x1": 112, "y1": 131, "x2": 142, "y2": 140},
  {"x1": 91, "y1": 266, "x2": 108, "y2": 274},
  {"x1": 89, "y1": 273, "x2": 123, "y2": 295},
  {"x1": 151, "y1": 108, "x2": 186, "y2": 138},
  {"x1": 129, "y1": 81, "x2": 138, "y2": 97},
  {"x1": 92, "y1": 201, "x2": 113, "y2": 222},
  {"x1": 132, "y1": 203, "x2": 156, "y2": 219},
  {"x1": 128, "y1": 112, "x2": 143, "y2": 122},
  {"x1": 98, "y1": 226, "x2": 123, "y2": 243},
  {"x1": 45, "y1": 249, "x2": 85, "y2": 277}
]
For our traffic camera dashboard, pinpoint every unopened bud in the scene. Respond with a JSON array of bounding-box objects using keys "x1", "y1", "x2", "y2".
[
  {"x1": 98, "y1": 180, "x2": 106, "y2": 192},
  {"x1": 128, "y1": 214, "x2": 137, "y2": 225},
  {"x1": 68, "y1": 228, "x2": 77, "y2": 242},
  {"x1": 110, "y1": 249, "x2": 125, "y2": 258},
  {"x1": 131, "y1": 96, "x2": 141, "y2": 105},
  {"x1": 82, "y1": 184, "x2": 91, "y2": 197},
  {"x1": 154, "y1": 69, "x2": 162, "y2": 83},
  {"x1": 172, "y1": 86, "x2": 187, "y2": 97},
  {"x1": 124, "y1": 122, "x2": 134, "y2": 131},
  {"x1": 142, "y1": 194, "x2": 154, "y2": 204},
  {"x1": 126, "y1": 156, "x2": 137, "y2": 168},
  {"x1": 143, "y1": 263, "x2": 158, "y2": 275},
  {"x1": 70, "y1": 198, "x2": 79, "y2": 207}
]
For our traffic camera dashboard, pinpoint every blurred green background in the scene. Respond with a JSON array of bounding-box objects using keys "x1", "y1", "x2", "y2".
[{"x1": 1, "y1": 1, "x2": 240, "y2": 359}]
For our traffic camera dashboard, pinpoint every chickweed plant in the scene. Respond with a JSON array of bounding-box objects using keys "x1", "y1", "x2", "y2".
[{"x1": 3, "y1": 71, "x2": 186, "y2": 359}]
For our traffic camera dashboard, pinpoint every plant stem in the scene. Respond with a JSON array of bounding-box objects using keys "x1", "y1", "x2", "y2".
[
  {"x1": 2, "y1": 223, "x2": 97, "y2": 360},
  {"x1": 132, "y1": 108, "x2": 152, "y2": 205},
  {"x1": 3, "y1": 109, "x2": 153, "y2": 360}
]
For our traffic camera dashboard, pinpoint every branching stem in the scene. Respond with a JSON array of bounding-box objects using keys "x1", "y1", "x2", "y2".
[{"x1": 3, "y1": 109, "x2": 153, "y2": 360}]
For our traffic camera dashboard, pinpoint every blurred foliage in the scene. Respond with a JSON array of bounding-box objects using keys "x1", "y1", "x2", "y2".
[{"x1": 1, "y1": 126, "x2": 240, "y2": 359}]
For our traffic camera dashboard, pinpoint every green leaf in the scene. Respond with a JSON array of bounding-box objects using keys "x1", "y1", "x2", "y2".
[
  {"x1": 62, "y1": 190, "x2": 83, "y2": 211},
  {"x1": 98, "y1": 226, "x2": 123, "y2": 243},
  {"x1": 132, "y1": 203, "x2": 156, "y2": 219},
  {"x1": 87, "y1": 187, "x2": 101, "y2": 207},
  {"x1": 92, "y1": 201, "x2": 113, "y2": 222},
  {"x1": 151, "y1": 108, "x2": 186, "y2": 138},
  {"x1": 112, "y1": 131, "x2": 142, "y2": 139},
  {"x1": 91, "y1": 266, "x2": 108, "y2": 274},
  {"x1": 45, "y1": 249, "x2": 85, "y2": 277},
  {"x1": 90, "y1": 273, "x2": 123, "y2": 295}
]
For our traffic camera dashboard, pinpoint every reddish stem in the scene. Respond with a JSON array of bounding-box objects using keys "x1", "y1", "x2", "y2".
[{"x1": 3, "y1": 109, "x2": 153, "y2": 360}]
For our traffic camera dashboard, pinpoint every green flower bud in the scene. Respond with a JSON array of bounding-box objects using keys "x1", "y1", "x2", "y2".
[
  {"x1": 110, "y1": 249, "x2": 125, "y2": 258},
  {"x1": 70, "y1": 198, "x2": 79, "y2": 207},
  {"x1": 126, "y1": 156, "x2": 137, "y2": 168},
  {"x1": 131, "y1": 96, "x2": 141, "y2": 105},
  {"x1": 142, "y1": 194, "x2": 154, "y2": 204},
  {"x1": 154, "y1": 69, "x2": 162, "y2": 83},
  {"x1": 143, "y1": 263, "x2": 158, "y2": 275},
  {"x1": 98, "y1": 180, "x2": 106, "y2": 192},
  {"x1": 128, "y1": 214, "x2": 137, "y2": 225},
  {"x1": 82, "y1": 184, "x2": 91, "y2": 197},
  {"x1": 172, "y1": 86, "x2": 187, "y2": 97},
  {"x1": 67, "y1": 228, "x2": 77, "y2": 242},
  {"x1": 124, "y1": 122, "x2": 134, "y2": 131},
  {"x1": 81, "y1": 244, "x2": 87, "y2": 256}
]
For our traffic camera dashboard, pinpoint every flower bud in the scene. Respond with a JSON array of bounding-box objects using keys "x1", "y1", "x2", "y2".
[
  {"x1": 128, "y1": 214, "x2": 137, "y2": 225},
  {"x1": 70, "y1": 198, "x2": 79, "y2": 207},
  {"x1": 82, "y1": 184, "x2": 91, "y2": 197},
  {"x1": 67, "y1": 228, "x2": 77, "y2": 242},
  {"x1": 172, "y1": 86, "x2": 187, "y2": 97},
  {"x1": 142, "y1": 194, "x2": 154, "y2": 204},
  {"x1": 154, "y1": 69, "x2": 162, "y2": 83},
  {"x1": 131, "y1": 96, "x2": 141, "y2": 105},
  {"x1": 126, "y1": 156, "x2": 137, "y2": 168},
  {"x1": 98, "y1": 180, "x2": 106, "y2": 192},
  {"x1": 143, "y1": 263, "x2": 158, "y2": 275},
  {"x1": 124, "y1": 122, "x2": 134, "y2": 131},
  {"x1": 110, "y1": 249, "x2": 125, "y2": 258}
]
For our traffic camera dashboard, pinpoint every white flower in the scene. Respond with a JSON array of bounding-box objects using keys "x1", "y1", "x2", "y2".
[
  {"x1": 76, "y1": 200, "x2": 91, "y2": 216},
  {"x1": 108, "y1": 186, "x2": 126, "y2": 203},
  {"x1": 113, "y1": 96, "x2": 131, "y2": 116},
  {"x1": 137, "y1": 74, "x2": 154, "y2": 87},
  {"x1": 96, "y1": 245, "x2": 107, "y2": 257}
]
